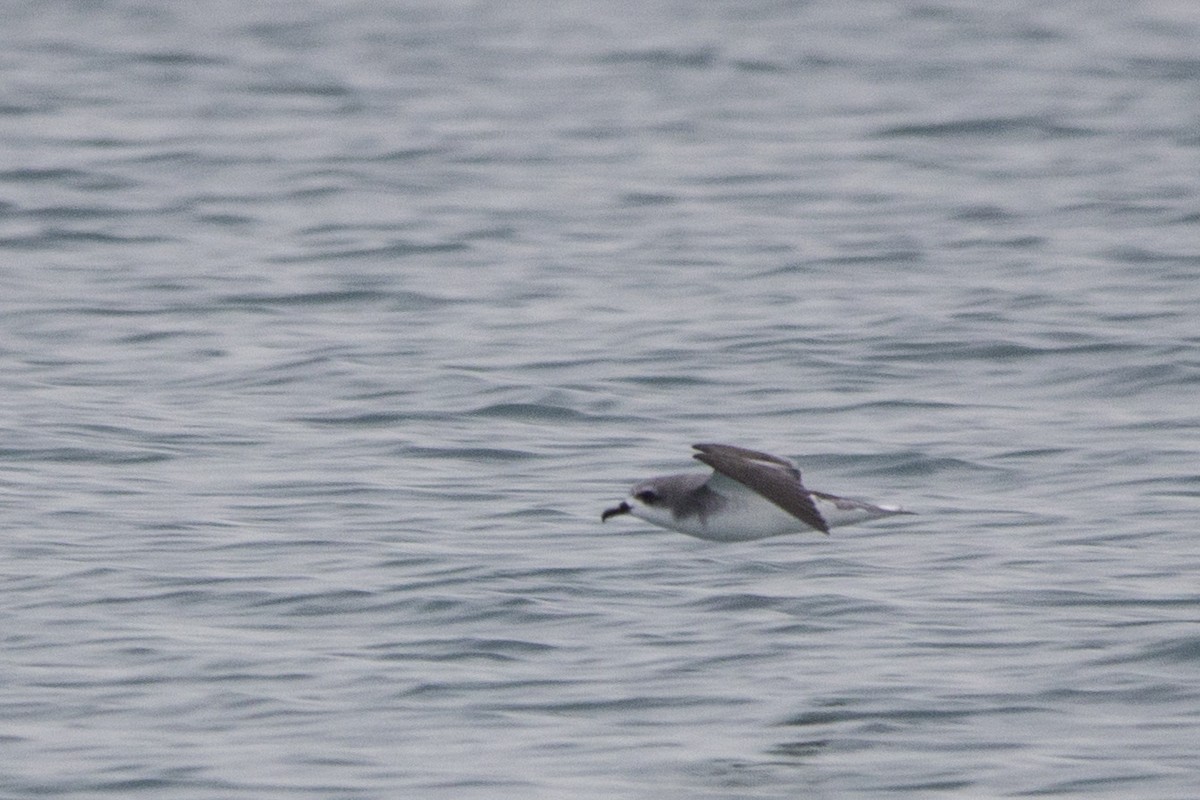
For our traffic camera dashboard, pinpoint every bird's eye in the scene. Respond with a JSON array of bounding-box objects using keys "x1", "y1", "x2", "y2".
[{"x1": 635, "y1": 490, "x2": 659, "y2": 505}]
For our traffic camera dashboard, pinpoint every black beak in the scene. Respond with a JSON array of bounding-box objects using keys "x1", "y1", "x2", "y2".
[{"x1": 601, "y1": 501, "x2": 632, "y2": 522}]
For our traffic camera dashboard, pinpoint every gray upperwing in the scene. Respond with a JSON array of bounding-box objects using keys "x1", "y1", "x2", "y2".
[
  {"x1": 692, "y1": 444, "x2": 830, "y2": 534},
  {"x1": 692, "y1": 443, "x2": 798, "y2": 474}
]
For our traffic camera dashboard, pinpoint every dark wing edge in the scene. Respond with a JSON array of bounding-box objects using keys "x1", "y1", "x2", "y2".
[
  {"x1": 693, "y1": 446, "x2": 830, "y2": 534},
  {"x1": 692, "y1": 443, "x2": 798, "y2": 475}
]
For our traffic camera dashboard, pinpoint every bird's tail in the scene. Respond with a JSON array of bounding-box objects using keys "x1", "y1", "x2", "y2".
[{"x1": 811, "y1": 491, "x2": 914, "y2": 529}]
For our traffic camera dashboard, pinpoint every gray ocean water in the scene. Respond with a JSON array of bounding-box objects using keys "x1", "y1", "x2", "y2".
[{"x1": 3, "y1": 1, "x2": 1199, "y2": 797}]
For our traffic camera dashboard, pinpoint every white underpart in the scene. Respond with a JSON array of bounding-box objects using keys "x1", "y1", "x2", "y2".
[{"x1": 627, "y1": 484, "x2": 906, "y2": 543}]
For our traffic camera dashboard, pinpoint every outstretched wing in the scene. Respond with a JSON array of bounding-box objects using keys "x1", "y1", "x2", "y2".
[{"x1": 692, "y1": 443, "x2": 829, "y2": 534}]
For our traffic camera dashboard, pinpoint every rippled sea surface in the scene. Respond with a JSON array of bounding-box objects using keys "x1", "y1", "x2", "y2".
[{"x1": 3, "y1": 1, "x2": 1199, "y2": 797}]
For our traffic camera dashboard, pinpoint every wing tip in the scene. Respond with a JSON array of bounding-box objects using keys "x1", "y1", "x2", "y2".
[{"x1": 691, "y1": 442, "x2": 724, "y2": 467}]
